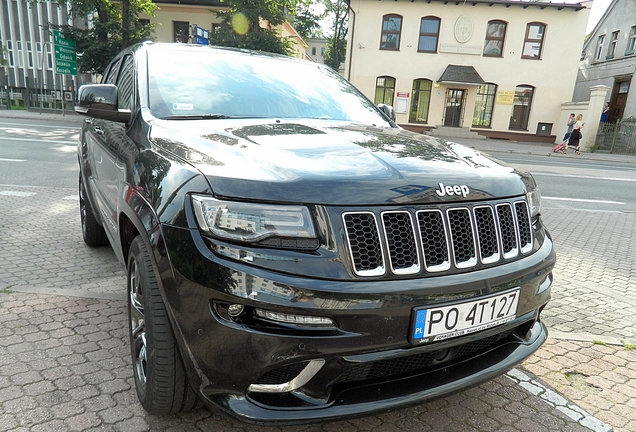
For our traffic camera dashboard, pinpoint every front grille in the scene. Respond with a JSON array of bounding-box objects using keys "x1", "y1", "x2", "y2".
[
  {"x1": 337, "y1": 330, "x2": 512, "y2": 384},
  {"x1": 253, "y1": 361, "x2": 310, "y2": 385},
  {"x1": 343, "y1": 199, "x2": 532, "y2": 277}
]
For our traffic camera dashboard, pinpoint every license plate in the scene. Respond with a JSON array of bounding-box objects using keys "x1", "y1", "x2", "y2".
[{"x1": 411, "y1": 289, "x2": 520, "y2": 344}]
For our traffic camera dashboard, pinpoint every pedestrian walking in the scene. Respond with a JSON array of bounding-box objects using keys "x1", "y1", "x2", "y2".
[
  {"x1": 565, "y1": 114, "x2": 584, "y2": 155},
  {"x1": 562, "y1": 113, "x2": 575, "y2": 144},
  {"x1": 553, "y1": 113, "x2": 575, "y2": 153}
]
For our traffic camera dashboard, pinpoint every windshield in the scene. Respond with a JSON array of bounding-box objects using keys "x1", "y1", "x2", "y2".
[{"x1": 146, "y1": 48, "x2": 391, "y2": 126}]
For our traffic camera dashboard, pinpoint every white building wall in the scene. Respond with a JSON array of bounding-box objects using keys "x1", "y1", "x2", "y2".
[
  {"x1": 346, "y1": 0, "x2": 589, "y2": 139},
  {"x1": 142, "y1": 4, "x2": 223, "y2": 43}
]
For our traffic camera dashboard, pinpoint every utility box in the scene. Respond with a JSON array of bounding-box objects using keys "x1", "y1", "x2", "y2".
[{"x1": 536, "y1": 122, "x2": 553, "y2": 136}]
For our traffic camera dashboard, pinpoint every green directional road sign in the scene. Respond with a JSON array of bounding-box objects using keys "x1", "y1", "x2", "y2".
[{"x1": 53, "y1": 30, "x2": 77, "y2": 75}]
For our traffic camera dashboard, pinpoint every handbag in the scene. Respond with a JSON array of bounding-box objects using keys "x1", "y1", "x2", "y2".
[{"x1": 573, "y1": 129, "x2": 582, "y2": 140}]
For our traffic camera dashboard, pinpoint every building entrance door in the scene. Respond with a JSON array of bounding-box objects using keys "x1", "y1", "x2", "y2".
[
  {"x1": 608, "y1": 79, "x2": 630, "y2": 123},
  {"x1": 444, "y1": 89, "x2": 465, "y2": 127}
]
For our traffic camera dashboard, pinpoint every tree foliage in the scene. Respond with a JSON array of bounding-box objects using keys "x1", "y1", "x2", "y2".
[
  {"x1": 323, "y1": 0, "x2": 348, "y2": 71},
  {"x1": 209, "y1": 0, "x2": 312, "y2": 55},
  {"x1": 45, "y1": 0, "x2": 156, "y2": 74},
  {"x1": 293, "y1": 1, "x2": 324, "y2": 41},
  {"x1": 0, "y1": 43, "x2": 8, "y2": 69}
]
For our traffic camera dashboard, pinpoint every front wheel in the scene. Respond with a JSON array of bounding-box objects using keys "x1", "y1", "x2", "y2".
[
  {"x1": 79, "y1": 173, "x2": 109, "y2": 246},
  {"x1": 127, "y1": 236, "x2": 200, "y2": 414}
]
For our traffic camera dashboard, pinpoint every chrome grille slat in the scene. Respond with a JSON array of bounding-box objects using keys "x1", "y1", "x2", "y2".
[
  {"x1": 344, "y1": 199, "x2": 534, "y2": 277},
  {"x1": 416, "y1": 210, "x2": 451, "y2": 272},
  {"x1": 381, "y1": 211, "x2": 420, "y2": 275},
  {"x1": 515, "y1": 201, "x2": 533, "y2": 253},
  {"x1": 447, "y1": 208, "x2": 477, "y2": 268},
  {"x1": 496, "y1": 203, "x2": 519, "y2": 259},
  {"x1": 474, "y1": 206, "x2": 500, "y2": 264},
  {"x1": 343, "y1": 212, "x2": 385, "y2": 276}
]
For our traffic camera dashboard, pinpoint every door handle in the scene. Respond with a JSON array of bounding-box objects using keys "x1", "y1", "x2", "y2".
[{"x1": 93, "y1": 126, "x2": 104, "y2": 135}]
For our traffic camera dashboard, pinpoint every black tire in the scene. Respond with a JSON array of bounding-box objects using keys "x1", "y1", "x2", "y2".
[
  {"x1": 79, "y1": 173, "x2": 109, "y2": 246},
  {"x1": 127, "y1": 236, "x2": 201, "y2": 415}
]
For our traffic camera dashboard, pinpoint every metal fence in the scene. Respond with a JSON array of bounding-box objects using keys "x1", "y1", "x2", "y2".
[
  {"x1": 0, "y1": 85, "x2": 74, "y2": 112},
  {"x1": 595, "y1": 117, "x2": 636, "y2": 155}
]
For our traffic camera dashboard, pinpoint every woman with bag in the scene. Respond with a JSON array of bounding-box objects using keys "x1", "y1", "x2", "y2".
[{"x1": 564, "y1": 114, "x2": 584, "y2": 155}]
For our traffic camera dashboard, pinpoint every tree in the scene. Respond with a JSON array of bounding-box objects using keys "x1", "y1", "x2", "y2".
[
  {"x1": 322, "y1": 0, "x2": 348, "y2": 71},
  {"x1": 0, "y1": 43, "x2": 8, "y2": 69},
  {"x1": 44, "y1": 0, "x2": 156, "y2": 74},
  {"x1": 293, "y1": 1, "x2": 324, "y2": 41},
  {"x1": 208, "y1": 0, "x2": 303, "y2": 55}
]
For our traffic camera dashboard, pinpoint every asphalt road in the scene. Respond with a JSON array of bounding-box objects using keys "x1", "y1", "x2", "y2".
[
  {"x1": 498, "y1": 154, "x2": 636, "y2": 213},
  {"x1": 0, "y1": 118, "x2": 80, "y2": 189}
]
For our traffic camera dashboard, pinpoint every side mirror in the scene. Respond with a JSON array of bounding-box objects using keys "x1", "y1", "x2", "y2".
[
  {"x1": 378, "y1": 103, "x2": 396, "y2": 122},
  {"x1": 75, "y1": 84, "x2": 131, "y2": 123}
]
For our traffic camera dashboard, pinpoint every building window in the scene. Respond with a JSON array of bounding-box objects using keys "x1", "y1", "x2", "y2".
[
  {"x1": 472, "y1": 83, "x2": 497, "y2": 127},
  {"x1": 509, "y1": 85, "x2": 534, "y2": 131},
  {"x1": 409, "y1": 79, "x2": 432, "y2": 123},
  {"x1": 627, "y1": 26, "x2": 636, "y2": 55},
  {"x1": 380, "y1": 15, "x2": 402, "y2": 50},
  {"x1": 607, "y1": 31, "x2": 619, "y2": 59},
  {"x1": 17, "y1": 41, "x2": 24, "y2": 68},
  {"x1": 418, "y1": 17, "x2": 440, "y2": 53},
  {"x1": 117, "y1": 55, "x2": 135, "y2": 110},
  {"x1": 173, "y1": 21, "x2": 190, "y2": 43},
  {"x1": 374, "y1": 76, "x2": 395, "y2": 106},
  {"x1": 7, "y1": 41, "x2": 14, "y2": 67},
  {"x1": 595, "y1": 35, "x2": 605, "y2": 61},
  {"x1": 483, "y1": 20, "x2": 507, "y2": 57},
  {"x1": 36, "y1": 40, "x2": 53, "y2": 70},
  {"x1": 522, "y1": 22, "x2": 545, "y2": 60},
  {"x1": 321, "y1": 47, "x2": 325, "y2": 56},
  {"x1": 27, "y1": 42, "x2": 33, "y2": 68},
  {"x1": 311, "y1": 47, "x2": 316, "y2": 56}
]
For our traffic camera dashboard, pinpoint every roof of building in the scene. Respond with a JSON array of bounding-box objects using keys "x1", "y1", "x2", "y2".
[
  {"x1": 438, "y1": 65, "x2": 486, "y2": 85},
  {"x1": 373, "y1": 0, "x2": 586, "y2": 11}
]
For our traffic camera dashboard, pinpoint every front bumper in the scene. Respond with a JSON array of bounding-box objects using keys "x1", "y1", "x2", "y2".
[{"x1": 159, "y1": 224, "x2": 554, "y2": 423}]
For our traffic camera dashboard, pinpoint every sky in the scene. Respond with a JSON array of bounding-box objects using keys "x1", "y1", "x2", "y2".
[
  {"x1": 561, "y1": 0, "x2": 613, "y2": 33},
  {"x1": 585, "y1": 0, "x2": 612, "y2": 32}
]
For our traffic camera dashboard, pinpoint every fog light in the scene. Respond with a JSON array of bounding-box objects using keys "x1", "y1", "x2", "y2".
[
  {"x1": 255, "y1": 308, "x2": 333, "y2": 326},
  {"x1": 227, "y1": 304, "x2": 244, "y2": 317}
]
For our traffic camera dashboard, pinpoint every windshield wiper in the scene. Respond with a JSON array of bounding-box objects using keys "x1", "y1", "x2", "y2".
[{"x1": 158, "y1": 114, "x2": 230, "y2": 120}]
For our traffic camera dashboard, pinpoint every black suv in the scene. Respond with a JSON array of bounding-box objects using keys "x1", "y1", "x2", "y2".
[{"x1": 76, "y1": 42, "x2": 554, "y2": 423}]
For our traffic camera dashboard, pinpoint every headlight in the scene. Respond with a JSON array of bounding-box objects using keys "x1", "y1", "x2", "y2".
[
  {"x1": 527, "y1": 187, "x2": 542, "y2": 218},
  {"x1": 191, "y1": 195, "x2": 317, "y2": 246}
]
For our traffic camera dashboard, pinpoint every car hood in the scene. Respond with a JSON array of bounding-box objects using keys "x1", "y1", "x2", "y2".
[{"x1": 149, "y1": 119, "x2": 533, "y2": 205}]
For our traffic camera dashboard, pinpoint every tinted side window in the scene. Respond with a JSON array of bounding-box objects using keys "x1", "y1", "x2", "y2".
[
  {"x1": 117, "y1": 55, "x2": 135, "y2": 110},
  {"x1": 104, "y1": 58, "x2": 122, "y2": 84}
]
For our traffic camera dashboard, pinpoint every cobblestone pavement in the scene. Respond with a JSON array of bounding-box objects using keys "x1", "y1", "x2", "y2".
[{"x1": 1, "y1": 111, "x2": 635, "y2": 431}]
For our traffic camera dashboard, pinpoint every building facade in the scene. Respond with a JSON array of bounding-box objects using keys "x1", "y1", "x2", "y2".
[
  {"x1": 574, "y1": 0, "x2": 635, "y2": 123},
  {"x1": 307, "y1": 37, "x2": 327, "y2": 64},
  {"x1": 146, "y1": 0, "x2": 309, "y2": 60},
  {"x1": 345, "y1": 0, "x2": 590, "y2": 142},
  {"x1": 0, "y1": 0, "x2": 83, "y2": 90}
]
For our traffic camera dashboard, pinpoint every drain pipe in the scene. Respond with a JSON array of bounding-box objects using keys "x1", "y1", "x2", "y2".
[{"x1": 346, "y1": 4, "x2": 356, "y2": 81}]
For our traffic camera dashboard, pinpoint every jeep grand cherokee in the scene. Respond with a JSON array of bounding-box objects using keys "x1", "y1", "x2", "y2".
[{"x1": 75, "y1": 42, "x2": 555, "y2": 423}]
